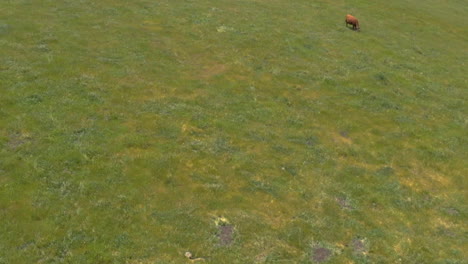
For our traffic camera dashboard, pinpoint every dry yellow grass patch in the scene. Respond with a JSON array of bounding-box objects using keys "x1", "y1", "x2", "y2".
[
  {"x1": 400, "y1": 162, "x2": 453, "y2": 193},
  {"x1": 199, "y1": 63, "x2": 228, "y2": 79},
  {"x1": 141, "y1": 20, "x2": 163, "y2": 31}
]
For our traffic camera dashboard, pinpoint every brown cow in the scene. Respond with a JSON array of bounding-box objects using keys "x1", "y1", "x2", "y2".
[{"x1": 346, "y1": 14, "x2": 360, "y2": 31}]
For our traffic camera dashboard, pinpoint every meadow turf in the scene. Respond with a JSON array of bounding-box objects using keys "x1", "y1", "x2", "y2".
[{"x1": 1, "y1": 0, "x2": 467, "y2": 263}]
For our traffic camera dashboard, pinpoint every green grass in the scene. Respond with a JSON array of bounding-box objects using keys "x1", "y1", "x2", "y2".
[{"x1": 1, "y1": 0, "x2": 466, "y2": 263}]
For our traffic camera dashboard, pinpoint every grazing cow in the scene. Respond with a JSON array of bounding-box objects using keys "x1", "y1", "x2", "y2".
[{"x1": 346, "y1": 14, "x2": 360, "y2": 31}]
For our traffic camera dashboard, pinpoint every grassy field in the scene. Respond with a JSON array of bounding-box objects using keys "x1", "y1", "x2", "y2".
[{"x1": 1, "y1": 0, "x2": 467, "y2": 263}]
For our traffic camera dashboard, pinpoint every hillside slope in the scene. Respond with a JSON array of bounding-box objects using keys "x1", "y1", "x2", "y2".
[{"x1": 1, "y1": 0, "x2": 466, "y2": 263}]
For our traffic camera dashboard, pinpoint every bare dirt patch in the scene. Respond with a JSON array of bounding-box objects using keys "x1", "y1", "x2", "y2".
[
  {"x1": 443, "y1": 207, "x2": 459, "y2": 216},
  {"x1": 336, "y1": 197, "x2": 354, "y2": 210},
  {"x1": 437, "y1": 226, "x2": 457, "y2": 237},
  {"x1": 311, "y1": 247, "x2": 331, "y2": 263},
  {"x1": 7, "y1": 132, "x2": 31, "y2": 150},
  {"x1": 218, "y1": 225, "x2": 234, "y2": 246},
  {"x1": 332, "y1": 132, "x2": 352, "y2": 145},
  {"x1": 339, "y1": 130, "x2": 349, "y2": 138},
  {"x1": 351, "y1": 238, "x2": 369, "y2": 256}
]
